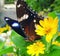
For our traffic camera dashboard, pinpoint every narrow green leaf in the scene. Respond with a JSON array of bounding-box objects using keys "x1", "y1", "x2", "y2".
[
  {"x1": 0, "y1": 47, "x2": 14, "y2": 55},
  {"x1": 0, "y1": 41, "x2": 5, "y2": 50},
  {"x1": 56, "y1": 36, "x2": 60, "y2": 42}
]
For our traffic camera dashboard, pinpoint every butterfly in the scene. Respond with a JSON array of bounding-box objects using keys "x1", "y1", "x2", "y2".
[{"x1": 4, "y1": 0, "x2": 44, "y2": 41}]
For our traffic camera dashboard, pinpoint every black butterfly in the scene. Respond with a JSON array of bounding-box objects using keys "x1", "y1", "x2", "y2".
[{"x1": 4, "y1": 0, "x2": 44, "y2": 41}]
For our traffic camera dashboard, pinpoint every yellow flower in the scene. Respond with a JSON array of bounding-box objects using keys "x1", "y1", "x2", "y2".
[
  {"x1": 35, "y1": 17, "x2": 58, "y2": 43},
  {"x1": 0, "y1": 25, "x2": 11, "y2": 34},
  {"x1": 6, "y1": 24, "x2": 11, "y2": 31},
  {"x1": 0, "y1": 28, "x2": 4, "y2": 34},
  {"x1": 27, "y1": 41, "x2": 45, "y2": 56},
  {"x1": 52, "y1": 41, "x2": 60, "y2": 46}
]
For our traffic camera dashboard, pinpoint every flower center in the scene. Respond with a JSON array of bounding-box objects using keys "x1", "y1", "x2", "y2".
[{"x1": 45, "y1": 28, "x2": 51, "y2": 34}]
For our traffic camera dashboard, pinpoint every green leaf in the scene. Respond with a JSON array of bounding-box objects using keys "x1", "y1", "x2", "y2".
[
  {"x1": 41, "y1": 36, "x2": 47, "y2": 44},
  {"x1": 10, "y1": 30, "x2": 32, "y2": 56},
  {"x1": 52, "y1": 45, "x2": 60, "y2": 50},
  {"x1": 11, "y1": 30, "x2": 26, "y2": 48},
  {"x1": 56, "y1": 36, "x2": 60, "y2": 42},
  {"x1": 0, "y1": 47, "x2": 14, "y2": 55},
  {"x1": 19, "y1": 47, "x2": 29, "y2": 56},
  {"x1": 47, "y1": 49, "x2": 60, "y2": 56},
  {"x1": 48, "y1": 12, "x2": 57, "y2": 18},
  {"x1": 0, "y1": 41, "x2": 5, "y2": 50}
]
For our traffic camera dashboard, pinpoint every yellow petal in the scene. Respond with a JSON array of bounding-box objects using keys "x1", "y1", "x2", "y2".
[
  {"x1": 39, "y1": 20, "x2": 45, "y2": 27},
  {"x1": 46, "y1": 34, "x2": 53, "y2": 43},
  {"x1": 52, "y1": 41, "x2": 60, "y2": 46},
  {"x1": 35, "y1": 24, "x2": 43, "y2": 30},
  {"x1": 35, "y1": 29, "x2": 45, "y2": 36}
]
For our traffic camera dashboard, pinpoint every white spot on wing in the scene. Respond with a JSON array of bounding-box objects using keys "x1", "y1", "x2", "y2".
[
  {"x1": 23, "y1": 14, "x2": 29, "y2": 19},
  {"x1": 33, "y1": 19, "x2": 36, "y2": 23},
  {"x1": 18, "y1": 14, "x2": 29, "y2": 22},
  {"x1": 5, "y1": 18, "x2": 9, "y2": 21},
  {"x1": 22, "y1": 28, "x2": 24, "y2": 30},
  {"x1": 17, "y1": 4, "x2": 21, "y2": 8},
  {"x1": 12, "y1": 23, "x2": 19, "y2": 27}
]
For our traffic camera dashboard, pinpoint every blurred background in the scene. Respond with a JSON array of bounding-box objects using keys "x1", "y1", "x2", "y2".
[{"x1": 0, "y1": 0, "x2": 17, "y2": 27}]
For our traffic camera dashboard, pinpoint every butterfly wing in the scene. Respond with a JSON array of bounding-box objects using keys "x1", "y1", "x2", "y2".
[
  {"x1": 4, "y1": 17, "x2": 28, "y2": 39},
  {"x1": 16, "y1": 0, "x2": 43, "y2": 41},
  {"x1": 16, "y1": 0, "x2": 40, "y2": 23}
]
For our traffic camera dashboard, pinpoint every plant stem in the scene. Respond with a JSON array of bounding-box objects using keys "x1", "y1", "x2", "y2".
[
  {"x1": 52, "y1": 33, "x2": 58, "y2": 42},
  {"x1": 46, "y1": 41, "x2": 52, "y2": 54},
  {"x1": 16, "y1": 48, "x2": 20, "y2": 56}
]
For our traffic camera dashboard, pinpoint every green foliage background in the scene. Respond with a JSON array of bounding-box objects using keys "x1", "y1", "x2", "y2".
[
  {"x1": 25, "y1": 0, "x2": 55, "y2": 12},
  {"x1": 5, "y1": 0, "x2": 60, "y2": 13},
  {"x1": 5, "y1": 0, "x2": 15, "y2": 4},
  {"x1": 51, "y1": 0, "x2": 60, "y2": 13}
]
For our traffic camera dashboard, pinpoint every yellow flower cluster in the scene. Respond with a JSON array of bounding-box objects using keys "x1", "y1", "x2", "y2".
[
  {"x1": 27, "y1": 41, "x2": 45, "y2": 56},
  {"x1": 35, "y1": 17, "x2": 58, "y2": 43},
  {"x1": 0, "y1": 25, "x2": 11, "y2": 34}
]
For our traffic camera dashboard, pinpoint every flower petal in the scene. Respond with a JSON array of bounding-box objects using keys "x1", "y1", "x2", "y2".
[{"x1": 46, "y1": 34, "x2": 53, "y2": 43}]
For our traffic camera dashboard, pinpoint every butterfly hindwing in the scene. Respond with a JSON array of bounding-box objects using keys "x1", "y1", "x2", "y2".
[{"x1": 4, "y1": 17, "x2": 27, "y2": 38}]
